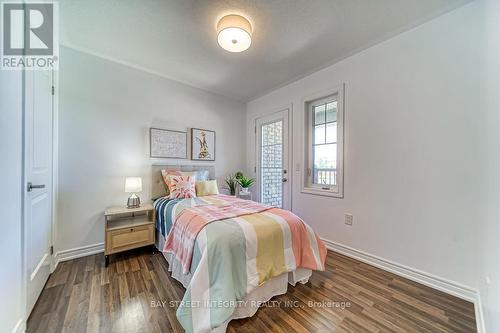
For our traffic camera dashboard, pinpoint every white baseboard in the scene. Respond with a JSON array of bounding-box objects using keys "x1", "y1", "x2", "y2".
[
  {"x1": 322, "y1": 238, "x2": 485, "y2": 333},
  {"x1": 11, "y1": 318, "x2": 25, "y2": 333},
  {"x1": 474, "y1": 293, "x2": 486, "y2": 333},
  {"x1": 54, "y1": 242, "x2": 104, "y2": 269}
]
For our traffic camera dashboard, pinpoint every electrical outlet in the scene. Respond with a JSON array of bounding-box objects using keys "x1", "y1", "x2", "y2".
[
  {"x1": 345, "y1": 213, "x2": 353, "y2": 226},
  {"x1": 486, "y1": 276, "x2": 491, "y2": 285}
]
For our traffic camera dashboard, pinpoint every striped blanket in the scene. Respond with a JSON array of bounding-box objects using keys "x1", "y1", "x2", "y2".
[
  {"x1": 154, "y1": 195, "x2": 327, "y2": 333},
  {"x1": 164, "y1": 199, "x2": 273, "y2": 273}
]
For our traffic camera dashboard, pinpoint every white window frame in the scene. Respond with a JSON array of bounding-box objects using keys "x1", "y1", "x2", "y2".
[{"x1": 302, "y1": 84, "x2": 344, "y2": 198}]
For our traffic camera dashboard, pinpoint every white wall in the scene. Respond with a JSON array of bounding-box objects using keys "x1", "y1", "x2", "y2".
[
  {"x1": 0, "y1": 71, "x2": 24, "y2": 332},
  {"x1": 247, "y1": 2, "x2": 482, "y2": 292},
  {"x1": 57, "y1": 47, "x2": 246, "y2": 253},
  {"x1": 479, "y1": 0, "x2": 500, "y2": 331}
]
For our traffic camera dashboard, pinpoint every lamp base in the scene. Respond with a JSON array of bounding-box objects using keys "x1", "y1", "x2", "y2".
[{"x1": 127, "y1": 194, "x2": 141, "y2": 208}]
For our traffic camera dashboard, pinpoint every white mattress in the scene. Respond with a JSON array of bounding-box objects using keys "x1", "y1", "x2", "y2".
[{"x1": 155, "y1": 231, "x2": 312, "y2": 332}]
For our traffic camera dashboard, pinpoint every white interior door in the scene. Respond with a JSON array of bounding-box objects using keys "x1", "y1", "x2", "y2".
[
  {"x1": 24, "y1": 70, "x2": 53, "y2": 315},
  {"x1": 256, "y1": 109, "x2": 290, "y2": 209}
]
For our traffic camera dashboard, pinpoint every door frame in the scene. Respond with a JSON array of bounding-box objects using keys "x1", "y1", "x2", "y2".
[
  {"x1": 21, "y1": 68, "x2": 58, "y2": 323},
  {"x1": 51, "y1": 69, "x2": 59, "y2": 274},
  {"x1": 254, "y1": 105, "x2": 292, "y2": 210}
]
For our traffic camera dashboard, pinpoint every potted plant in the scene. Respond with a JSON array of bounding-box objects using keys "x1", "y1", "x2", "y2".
[
  {"x1": 225, "y1": 174, "x2": 237, "y2": 196},
  {"x1": 237, "y1": 175, "x2": 255, "y2": 194},
  {"x1": 234, "y1": 171, "x2": 244, "y2": 181}
]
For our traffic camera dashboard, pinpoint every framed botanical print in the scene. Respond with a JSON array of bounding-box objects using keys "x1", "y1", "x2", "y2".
[{"x1": 191, "y1": 128, "x2": 215, "y2": 161}]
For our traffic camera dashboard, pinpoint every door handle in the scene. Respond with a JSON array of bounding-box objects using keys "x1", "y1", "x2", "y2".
[
  {"x1": 27, "y1": 182, "x2": 45, "y2": 192},
  {"x1": 282, "y1": 178, "x2": 288, "y2": 182}
]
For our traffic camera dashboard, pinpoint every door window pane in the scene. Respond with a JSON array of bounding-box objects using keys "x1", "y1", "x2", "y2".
[{"x1": 261, "y1": 120, "x2": 283, "y2": 208}]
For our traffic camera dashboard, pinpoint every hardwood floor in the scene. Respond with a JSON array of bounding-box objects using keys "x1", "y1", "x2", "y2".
[{"x1": 27, "y1": 248, "x2": 477, "y2": 333}]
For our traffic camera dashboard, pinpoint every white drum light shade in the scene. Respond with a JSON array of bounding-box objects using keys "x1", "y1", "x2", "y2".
[
  {"x1": 125, "y1": 177, "x2": 142, "y2": 193},
  {"x1": 217, "y1": 15, "x2": 252, "y2": 52}
]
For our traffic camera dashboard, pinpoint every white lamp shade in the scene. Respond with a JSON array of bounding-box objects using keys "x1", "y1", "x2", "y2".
[
  {"x1": 217, "y1": 15, "x2": 252, "y2": 53},
  {"x1": 125, "y1": 177, "x2": 142, "y2": 193}
]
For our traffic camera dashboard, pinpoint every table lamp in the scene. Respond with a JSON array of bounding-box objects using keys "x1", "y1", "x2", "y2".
[{"x1": 125, "y1": 177, "x2": 142, "y2": 208}]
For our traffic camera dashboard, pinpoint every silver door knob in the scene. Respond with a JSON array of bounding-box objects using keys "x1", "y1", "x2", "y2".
[{"x1": 27, "y1": 182, "x2": 45, "y2": 192}]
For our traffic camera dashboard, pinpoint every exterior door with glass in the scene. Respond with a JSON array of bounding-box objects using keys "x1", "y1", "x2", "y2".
[{"x1": 256, "y1": 109, "x2": 290, "y2": 209}]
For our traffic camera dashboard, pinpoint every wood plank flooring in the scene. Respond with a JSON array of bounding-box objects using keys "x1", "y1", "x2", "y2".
[{"x1": 27, "y1": 248, "x2": 477, "y2": 333}]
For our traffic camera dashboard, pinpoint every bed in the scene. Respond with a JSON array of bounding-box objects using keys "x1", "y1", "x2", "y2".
[{"x1": 151, "y1": 165, "x2": 327, "y2": 333}]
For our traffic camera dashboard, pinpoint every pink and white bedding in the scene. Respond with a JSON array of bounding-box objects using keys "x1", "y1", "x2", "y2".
[{"x1": 154, "y1": 194, "x2": 327, "y2": 333}]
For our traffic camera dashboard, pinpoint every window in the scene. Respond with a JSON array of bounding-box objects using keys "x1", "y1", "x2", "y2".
[
  {"x1": 303, "y1": 86, "x2": 344, "y2": 197},
  {"x1": 260, "y1": 119, "x2": 283, "y2": 208}
]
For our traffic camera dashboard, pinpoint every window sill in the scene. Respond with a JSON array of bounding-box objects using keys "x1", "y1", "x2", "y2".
[{"x1": 301, "y1": 187, "x2": 343, "y2": 198}]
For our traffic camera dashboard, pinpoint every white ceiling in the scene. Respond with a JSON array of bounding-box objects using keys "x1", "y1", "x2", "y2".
[{"x1": 60, "y1": 0, "x2": 469, "y2": 101}]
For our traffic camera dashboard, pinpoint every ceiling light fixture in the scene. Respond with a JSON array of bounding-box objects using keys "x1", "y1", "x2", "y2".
[{"x1": 217, "y1": 14, "x2": 252, "y2": 53}]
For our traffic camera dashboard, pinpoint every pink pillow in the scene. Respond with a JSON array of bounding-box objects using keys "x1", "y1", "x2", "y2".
[
  {"x1": 161, "y1": 169, "x2": 182, "y2": 189},
  {"x1": 168, "y1": 175, "x2": 196, "y2": 199}
]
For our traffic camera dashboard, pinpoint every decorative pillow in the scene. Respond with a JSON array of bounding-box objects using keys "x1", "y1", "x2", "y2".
[
  {"x1": 168, "y1": 175, "x2": 196, "y2": 199},
  {"x1": 161, "y1": 169, "x2": 209, "y2": 195},
  {"x1": 161, "y1": 169, "x2": 195, "y2": 188},
  {"x1": 195, "y1": 180, "x2": 219, "y2": 197},
  {"x1": 161, "y1": 169, "x2": 209, "y2": 193}
]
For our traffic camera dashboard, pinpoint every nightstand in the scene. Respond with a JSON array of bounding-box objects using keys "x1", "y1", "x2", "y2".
[{"x1": 104, "y1": 203, "x2": 155, "y2": 266}]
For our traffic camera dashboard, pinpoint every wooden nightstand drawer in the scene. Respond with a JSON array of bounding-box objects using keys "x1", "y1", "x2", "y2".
[
  {"x1": 106, "y1": 223, "x2": 154, "y2": 255},
  {"x1": 104, "y1": 204, "x2": 155, "y2": 266}
]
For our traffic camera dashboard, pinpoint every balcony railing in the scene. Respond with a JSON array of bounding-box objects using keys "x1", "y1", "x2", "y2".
[{"x1": 314, "y1": 168, "x2": 337, "y2": 186}]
